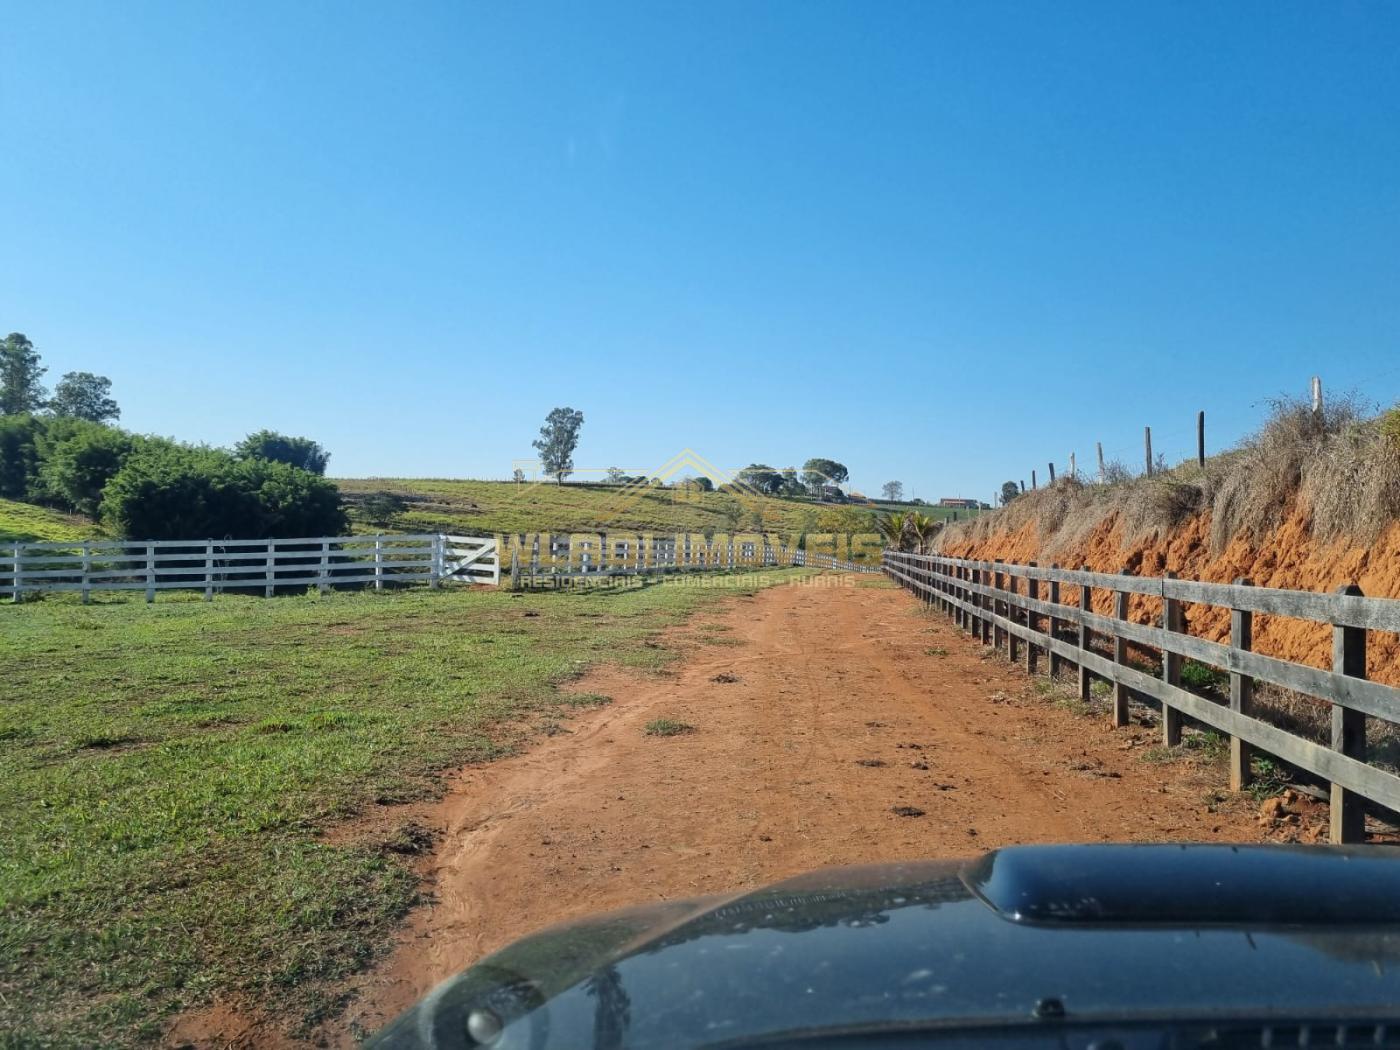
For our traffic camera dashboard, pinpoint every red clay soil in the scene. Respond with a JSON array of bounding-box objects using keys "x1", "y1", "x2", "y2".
[
  {"x1": 940, "y1": 509, "x2": 1400, "y2": 683},
  {"x1": 168, "y1": 576, "x2": 1278, "y2": 1049}
]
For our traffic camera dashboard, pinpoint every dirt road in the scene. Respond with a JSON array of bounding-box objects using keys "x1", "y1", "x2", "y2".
[{"x1": 304, "y1": 574, "x2": 1260, "y2": 1044}]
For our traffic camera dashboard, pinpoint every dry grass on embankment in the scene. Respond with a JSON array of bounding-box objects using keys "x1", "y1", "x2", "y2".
[{"x1": 937, "y1": 396, "x2": 1400, "y2": 698}]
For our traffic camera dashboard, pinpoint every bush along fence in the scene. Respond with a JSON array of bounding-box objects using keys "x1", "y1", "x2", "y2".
[
  {"x1": 4, "y1": 533, "x2": 500, "y2": 602},
  {"x1": 884, "y1": 550, "x2": 1400, "y2": 844},
  {"x1": 500, "y1": 531, "x2": 879, "y2": 588}
]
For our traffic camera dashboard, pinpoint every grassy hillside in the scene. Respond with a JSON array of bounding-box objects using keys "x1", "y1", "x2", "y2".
[
  {"x1": 0, "y1": 570, "x2": 808, "y2": 1046},
  {"x1": 0, "y1": 498, "x2": 100, "y2": 542},
  {"x1": 335, "y1": 478, "x2": 888, "y2": 536}
]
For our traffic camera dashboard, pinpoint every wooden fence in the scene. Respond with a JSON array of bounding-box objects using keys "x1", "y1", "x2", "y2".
[
  {"x1": 501, "y1": 532, "x2": 879, "y2": 587},
  {"x1": 883, "y1": 550, "x2": 1400, "y2": 843},
  {"x1": 4, "y1": 533, "x2": 499, "y2": 602},
  {"x1": 4, "y1": 531, "x2": 879, "y2": 601}
]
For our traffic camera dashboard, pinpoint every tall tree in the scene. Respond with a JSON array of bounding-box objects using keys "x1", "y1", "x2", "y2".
[
  {"x1": 235, "y1": 430, "x2": 331, "y2": 475},
  {"x1": 0, "y1": 333, "x2": 47, "y2": 415},
  {"x1": 737, "y1": 463, "x2": 783, "y2": 495},
  {"x1": 532, "y1": 406, "x2": 584, "y2": 484},
  {"x1": 881, "y1": 480, "x2": 903, "y2": 501},
  {"x1": 49, "y1": 371, "x2": 120, "y2": 423},
  {"x1": 801, "y1": 457, "x2": 849, "y2": 493},
  {"x1": 999, "y1": 480, "x2": 1020, "y2": 506}
]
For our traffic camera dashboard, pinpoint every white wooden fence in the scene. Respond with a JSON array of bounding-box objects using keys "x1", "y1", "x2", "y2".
[
  {"x1": 4, "y1": 533, "x2": 499, "y2": 603},
  {"x1": 3, "y1": 530, "x2": 885, "y2": 603},
  {"x1": 498, "y1": 532, "x2": 882, "y2": 586}
]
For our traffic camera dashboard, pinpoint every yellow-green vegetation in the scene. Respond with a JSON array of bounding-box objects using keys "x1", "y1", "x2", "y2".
[
  {"x1": 0, "y1": 497, "x2": 100, "y2": 542},
  {"x1": 336, "y1": 477, "x2": 885, "y2": 537},
  {"x1": 0, "y1": 570, "x2": 806, "y2": 1046}
]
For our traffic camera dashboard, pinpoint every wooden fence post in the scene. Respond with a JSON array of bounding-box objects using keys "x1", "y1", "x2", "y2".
[
  {"x1": 1048, "y1": 564, "x2": 1062, "y2": 677},
  {"x1": 318, "y1": 538, "x2": 330, "y2": 595},
  {"x1": 264, "y1": 540, "x2": 275, "y2": 598},
  {"x1": 1024, "y1": 563, "x2": 1038, "y2": 674},
  {"x1": 1197, "y1": 411, "x2": 1206, "y2": 469},
  {"x1": 81, "y1": 542, "x2": 92, "y2": 605},
  {"x1": 510, "y1": 548, "x2": 521, "y2": 591},
  {"x1": 1228, "y1": 578, "x2": 1254, "y2": 791},
  {"x1": 146, "y1": 544, "x2": 157, "y2": 603},
  {"x1": 1113, "y1": 577, "x2": 1130, "y2": 727},
  {"x1": 1078, "y1": 569, "x2": 1093, "y2": 701},
  {"x1": 374, "y1": 537, "x2": 384, "y2": 591},
  {"x1": 969, "y1": 568, "x2": 981, "y2": 638},
  {"x1": 1145, "y1": 426, "x2": 1154, "y2": 477},
  {"x1": 1331, "y1": 583, "x2": 1368, "y2": 844},
  {"x1": 1007, "y1": 571, "x2": 1021, "y2": 662},
  {"x1": 1048, "y1": 462, "x2": 1056, "y2": 483},
  {"x1": 993, "y1": 561, "x2": 1006, "y2": 651},
  {"x1": 205, "y1": 540, "x2": 215, "y2": 602},
  {"x1": 1162, "y1": 570, "x2": 1183, "y2": 745},
  {"x1": 1031, "y1": 469, "x2": 1037, "y2": 491},
  {"x1": 11, "y1": 541, "x2": 21, "y2": 603},
  {"x1": 1097, "y1": 442, "x2": 1105, "y2": 481}
]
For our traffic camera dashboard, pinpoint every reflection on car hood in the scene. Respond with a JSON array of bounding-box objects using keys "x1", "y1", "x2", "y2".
[{"x1": 368, "y1": 844, "x2": 1400, "y2": 1049}]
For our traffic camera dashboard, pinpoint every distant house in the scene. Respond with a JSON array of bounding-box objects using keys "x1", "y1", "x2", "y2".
[{"x1": 938, "y1": 497, "x2": 981, "y2": 509}]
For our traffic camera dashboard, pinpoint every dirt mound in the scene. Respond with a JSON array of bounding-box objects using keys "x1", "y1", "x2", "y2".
[{"x1": 940, "y1": 504, "x2": 1400, "y2": 683}]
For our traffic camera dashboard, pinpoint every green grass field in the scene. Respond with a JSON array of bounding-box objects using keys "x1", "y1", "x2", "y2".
[
  {"x1": 0, "y1": 570, "x2": 806, "y2": 1046},
  {"x1": 335, "y1": 478, "x2": 883, "y2": 536},
  {"x1": 0, "y1": 498, "x2": 101, "y2": 543}
]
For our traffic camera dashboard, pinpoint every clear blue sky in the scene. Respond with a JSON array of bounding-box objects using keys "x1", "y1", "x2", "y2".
[{"x1": 3, "y1": 2, "x2": 1398, "y2": 501}]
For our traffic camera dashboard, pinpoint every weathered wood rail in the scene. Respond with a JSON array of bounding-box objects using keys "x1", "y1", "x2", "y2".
[{"x1": 884, "y1": 550, "x2": 1400, "y2": 843}]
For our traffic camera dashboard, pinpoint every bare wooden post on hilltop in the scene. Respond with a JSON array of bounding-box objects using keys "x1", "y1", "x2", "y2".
[
  {"x1": 1097, "y1": 442, "x2": 1105, "y2": 480},
  {"x1": 1331, "y1": 583, "x2": 1367, "y2": 843},
  {"x1": 1197, "y1": 411, "x2": 1206, "y2": 469},
  {"x1": 1144, "y1": 427, "x2": 1154, "y2": 477}
]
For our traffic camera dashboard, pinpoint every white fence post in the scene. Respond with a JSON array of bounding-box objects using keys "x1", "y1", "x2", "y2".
[
  {"x1": 81, "y1": 542, "x2": 92, "y2": 604},
  {"x1": 145, "y1": 544, "x2": 156, "y2": 603},
  {"x1": 318, "y1": 538, "x2": 330, "y2": 595},
  {"x1": 204, "y1": 540, "x2": 215, "y2": 601},
  {"x1": 374, "y1": 537, "x2": 384, "y2": 591},
  {"x1": 264, "y1": 539, "x2": 275, "y2": 598},
  {"x1": 11, "y1": 542, "x2": 21, "y2": 603},
  {"x1": 429, "y1": 535, "x2": 441, "y2": 589}
]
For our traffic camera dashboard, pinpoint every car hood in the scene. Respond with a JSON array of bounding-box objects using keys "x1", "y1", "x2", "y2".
[{"x1": 368, "y1": 844, "x2": 1400, "y2": 1049}]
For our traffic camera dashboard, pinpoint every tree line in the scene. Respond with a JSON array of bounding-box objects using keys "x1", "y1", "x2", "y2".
[{"x1": 1, "y1": 332, "x2": 343, "y2": 540}]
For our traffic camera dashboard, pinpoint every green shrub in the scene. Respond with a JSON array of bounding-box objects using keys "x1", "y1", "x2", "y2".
[
  {"x1": 1180, "y1": 660, "x2": 1227, "y2": 690},
  {"x1": 0, "y1": 414, "x2": 45, "y2": 499},
  {"x1": 100, "y1": 444, "x2": 346, "y2": 540},
  {"x1": 35, "y1": 420, "x2": 139, "y2": 516}
]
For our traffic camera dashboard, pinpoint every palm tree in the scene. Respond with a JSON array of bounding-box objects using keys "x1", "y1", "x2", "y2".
[
  {"x1": 876, "y1": 511, "x2": 913, "y2": 551},
  {"x1": 908, "y1": 512, "x2": 942, "y2": 553}
]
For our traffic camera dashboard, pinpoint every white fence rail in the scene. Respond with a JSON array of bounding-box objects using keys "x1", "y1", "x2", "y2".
[
  {"x1": 4, "y1": 530, "x2": 883, "y2": 603},
  {"x1": 498, "y1": 532, "x2": 882, "y2": 586},
  {"x1": 4, "y1": 533, "x2": 499, "y2": 603}
]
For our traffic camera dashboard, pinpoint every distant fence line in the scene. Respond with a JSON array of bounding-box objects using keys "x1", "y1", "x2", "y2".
[
  {"x1": 884, "y1": 549, "x2": 1400, "y2": 844},
  {"x1": 4, "y1": 531, "x2": 879, "y2": 603},
  {"x1": 4, "y1": 534, "x2": 498, "y2": 603},
  {"x1": 496, "y1": 531, "x2": 879, "y2": 586}
]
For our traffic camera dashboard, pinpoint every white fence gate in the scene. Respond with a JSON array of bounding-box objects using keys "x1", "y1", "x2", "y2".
[{"x1": 4, "y1": 533, "x2": 499, "y2": 603}]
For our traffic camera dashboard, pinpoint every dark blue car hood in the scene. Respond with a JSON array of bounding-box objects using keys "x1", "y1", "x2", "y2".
[{"x1": 368, "y1": 844, "x2": 1400, "y2": 1049}]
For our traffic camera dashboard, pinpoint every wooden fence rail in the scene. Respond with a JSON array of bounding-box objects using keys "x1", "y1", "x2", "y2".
[
  {"x1": 4, "y1": 533, "x2": 499, "y2": 602},
  {"x1": 4, "y1": 532, "x2": 880, "y2": 602},
  {"x1": 883, "y1": 549, "x2": 1400, "y2": 843}
]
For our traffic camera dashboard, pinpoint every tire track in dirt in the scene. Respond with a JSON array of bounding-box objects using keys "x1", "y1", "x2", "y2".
[{"x1": 172, "y1": 575, "x2": 1264, "y2": 1048}]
